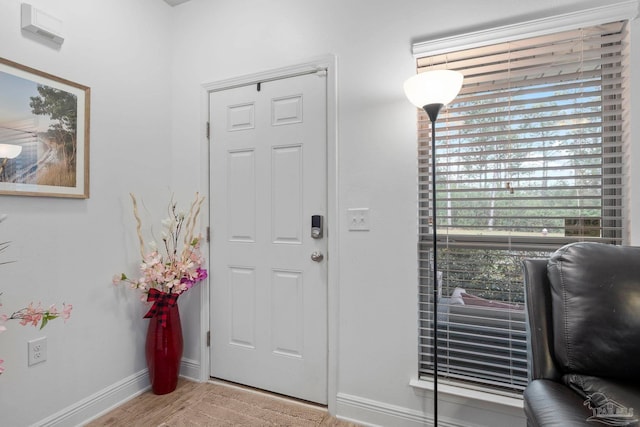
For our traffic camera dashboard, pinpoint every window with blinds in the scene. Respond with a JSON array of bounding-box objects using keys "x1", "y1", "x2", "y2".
[{"x1": 416, "y1": 21, "x2": 629, "y2": 394}]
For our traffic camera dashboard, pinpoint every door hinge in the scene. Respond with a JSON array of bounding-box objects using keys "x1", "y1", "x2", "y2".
[
  {"x1": 206, "y1": 331, "x2": 211, "y2": 347},
  {"x1": 206, "y1": 226, "x2": 210, "y2": 242},
  {"x1": 206, "y1": 121, "x2": 210, "y2": 140}
]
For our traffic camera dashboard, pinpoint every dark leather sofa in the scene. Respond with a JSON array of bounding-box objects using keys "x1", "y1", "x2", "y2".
[{"x1": 522, "y1": 242, "x2": 640, "y2": 427}]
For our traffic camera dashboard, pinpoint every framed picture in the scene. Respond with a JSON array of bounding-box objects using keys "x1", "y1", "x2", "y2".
[{"x1": 0, "y1": 57, "x2": 90, "y2": 198}]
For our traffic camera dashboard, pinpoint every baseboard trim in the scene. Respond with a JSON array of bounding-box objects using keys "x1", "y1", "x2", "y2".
[
  {"x1": 336, "y1": 393, "x2": 464, "y2": 427},
  {"x1": 35, "y1": 358, "x2": 201, "y2": 427},
  {"x1": 336, "y1": 393, "x2": 431, "y2": 427},
  {"x1": 179, "y1": 357, "x2": 201, "y2": 382},
  {"x1": 36, "y1": 369, "x2": 150, "y2": 427}
]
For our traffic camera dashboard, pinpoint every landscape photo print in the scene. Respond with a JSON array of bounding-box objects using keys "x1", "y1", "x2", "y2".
[{"x1": 0, "y1": 57, "x2": 90, "y2": 198}]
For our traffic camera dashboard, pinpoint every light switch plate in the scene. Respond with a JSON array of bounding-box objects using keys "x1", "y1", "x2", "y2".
[{"x1": 347, "y1": 208, "x2": 370, "y2": 231}]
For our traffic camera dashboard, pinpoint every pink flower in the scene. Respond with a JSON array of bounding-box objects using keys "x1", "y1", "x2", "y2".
[
  {"x1": 18, "y1": 303, "x2": 43, "y2": 327},
  {"x1": 62, "y1": 304, "x2": 72, "y2": 322},
  {"x1": 48, "y1": 304, "x2": 59, "y2": 316},
  {"x1": 179, "y1": 268, "x2": 208, "y2": 291},
  {"x1": 196, "y1": 268, "x2": 208, "y2": 281}
]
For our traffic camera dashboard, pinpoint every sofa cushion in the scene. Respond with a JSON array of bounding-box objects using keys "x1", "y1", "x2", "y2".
[
  {"x1": 547, "y1": 242, "x2": 640, "y2": 380},
  {"x1": 562, "y1": 374, "x2": 640, "y2": 425}
]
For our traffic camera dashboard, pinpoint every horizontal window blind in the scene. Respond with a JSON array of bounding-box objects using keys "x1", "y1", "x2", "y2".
[{"x1": 416, "y1": 21, "x2": 628, "y2": 394}]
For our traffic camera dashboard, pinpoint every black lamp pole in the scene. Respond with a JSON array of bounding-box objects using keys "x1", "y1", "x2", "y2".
[
  {"x1": 424, "y1": 102, "x2": 443, "y2": 427},
  {"x1": 404, "y1": 69, "x2": 462, "y2": 427}
]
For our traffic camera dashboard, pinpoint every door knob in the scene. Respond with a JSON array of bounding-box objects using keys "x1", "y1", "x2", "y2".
[{"x1": 311, "y1": 251, "x2": 324, "y2": 262}]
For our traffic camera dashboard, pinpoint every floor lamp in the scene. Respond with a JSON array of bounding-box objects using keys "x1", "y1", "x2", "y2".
[{"x1": 403, "y1": 70, "x2": 463, "y2": 426}]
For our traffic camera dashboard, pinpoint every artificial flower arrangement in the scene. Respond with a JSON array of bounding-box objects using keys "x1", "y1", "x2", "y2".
[
  {"x1": 0, "y1": 215, "x2": 72, "y2": 374},
  {"x1": 113, "y1": 193, "x2": 207, "y2": 326}
]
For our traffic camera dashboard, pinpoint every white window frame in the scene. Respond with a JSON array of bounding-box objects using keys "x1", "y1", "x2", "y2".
[{"x1": 410, "y1": 0, "x2": 638, "y2": 405}]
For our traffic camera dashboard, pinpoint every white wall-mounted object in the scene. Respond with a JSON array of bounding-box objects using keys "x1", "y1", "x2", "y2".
[
  {"x1": 21, "y1": 3, "x2": 64, "y2": 46},
  {"x1": 347, "y1": 208, "x2": 370, "y2": 231},
  {"x1": 27, "y1": 337, "x2": 47, "y2": 366}
]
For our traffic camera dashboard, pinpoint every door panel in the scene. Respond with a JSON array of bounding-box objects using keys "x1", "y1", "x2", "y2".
[
  {"x1": 209, "y1": 71, "x2": 327, "y2": 404},
  {"x1": 227, "y1": 149, "x2": 256, "y2": 242},
  {"x1": 272, "y1": 144, "x2": 303, "y2": 243}
]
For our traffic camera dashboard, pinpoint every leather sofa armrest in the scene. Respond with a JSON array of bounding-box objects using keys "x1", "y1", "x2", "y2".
[
  {"x1": 524, "y1": 380, "x2": 592, "y2": 427},
  {"x1": 522, "y1": 259, "x2": 560, "y2": 381}
]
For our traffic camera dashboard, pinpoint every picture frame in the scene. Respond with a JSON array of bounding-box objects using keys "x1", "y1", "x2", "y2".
[{"x1": 0, "y1": 57, "x2": 90, "y2": 198}]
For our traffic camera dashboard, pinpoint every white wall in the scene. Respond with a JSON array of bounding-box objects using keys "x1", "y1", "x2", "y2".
[
  {"x1": 0, "y1": 0, "x2": 637, "y2": 426},
  {"x1": 0, "y1": 1, "x2": 174, "y2": 426},
  {"x1": 169, "y1": 1, "x2": 639, "y2": 426}
]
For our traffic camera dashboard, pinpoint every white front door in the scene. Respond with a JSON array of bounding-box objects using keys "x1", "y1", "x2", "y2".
[{"x1": 209, "y1": 71, "x2": 328, "y2": 404}]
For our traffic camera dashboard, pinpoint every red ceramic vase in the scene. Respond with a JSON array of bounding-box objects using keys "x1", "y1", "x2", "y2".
[{"x1": 145, "y1": 303, "x2": 183, "y2": 395}]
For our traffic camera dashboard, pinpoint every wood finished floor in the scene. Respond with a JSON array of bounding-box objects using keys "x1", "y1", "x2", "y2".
[{"x1": 86, "y1": 378, "x2": 361, "y2": 426}]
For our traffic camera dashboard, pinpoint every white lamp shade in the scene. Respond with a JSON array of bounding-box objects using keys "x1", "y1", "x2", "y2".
[
  {"x1": 0, "y1": 144, "x2": 23, "y2": 159},
  {"x1": 403, "y1": 69, "x2": 464, "y2": 108}
]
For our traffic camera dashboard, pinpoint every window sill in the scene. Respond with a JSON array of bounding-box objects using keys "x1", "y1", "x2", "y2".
[{"x1": 409, "y1": 378, "x2": 524, "y2": 409}]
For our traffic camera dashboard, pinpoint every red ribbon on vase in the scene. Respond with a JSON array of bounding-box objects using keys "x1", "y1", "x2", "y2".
[{"x1": 144, "y1": 288, "x2": 179, "y2": 328}]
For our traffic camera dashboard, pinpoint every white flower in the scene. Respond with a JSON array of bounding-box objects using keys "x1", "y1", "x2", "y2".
[{"x1": 161, "y1": 217, "x2": 176, "y2": 230}]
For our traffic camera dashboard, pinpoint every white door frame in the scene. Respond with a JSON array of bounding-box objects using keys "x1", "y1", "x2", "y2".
[{"x1": 198, "y1": 54, "x2": 339, "y2": 413}]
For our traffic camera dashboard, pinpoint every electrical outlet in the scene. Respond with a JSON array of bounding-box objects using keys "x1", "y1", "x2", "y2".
[{"x1": 28, "y1": 337, "x2": 47, "y2": 366}]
